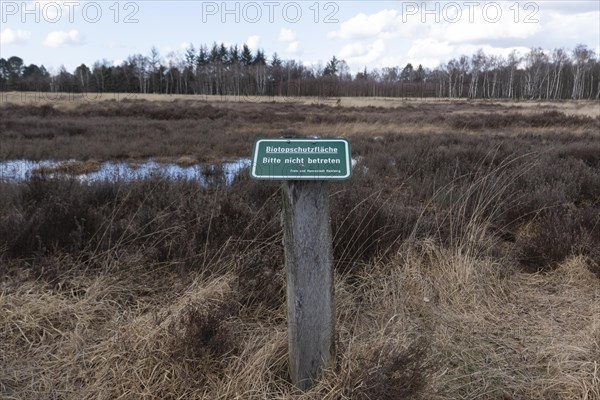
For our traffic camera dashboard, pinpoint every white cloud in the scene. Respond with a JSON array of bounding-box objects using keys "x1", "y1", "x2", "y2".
[
  {"x1": 406, "y1": 38, "x2": 530, "y2": 69},
  {"x1": 326, "y1": 4, "x2": 598, "y2": 72},
  {"x1": 428, "y1": 3, "x2": 542, "y2": 44},
  {"x1": 286, "y1": 41, "x2": 300, "y2": 55},
  {"x1": 327, "y1": 9, "x2": 416, "y2": 40},
  {"x1": 542, "y1": 11, "x2": 600, "y2": 44},
  {"x1": 536, "y1": 2, "x2": 599, "y2": 13},
  {"x1": 338, "y1": 39, "x2": 385, "y2": 66},
  {"x1": 161, "y1": 43, "x2": 191, "y2": 54},
  {"x1": 279, "y1": 29, "x2": 300, "y2": 55},
  {"x1": 278, "y1": 28, "x2": 297, "y2": 43},
  {"x1": 246, "y1": 35, "x2": 261, "y2": 51},
  {"x1": 43, "y1": 30, "x2": 83, "y2": 47},
  {"x1": 0, "y1": 28, "x2": 31, "y2": 45},
  {"x1": 329, "y1": 5, "x2": 545, "y2": 45},
  {"x1": 164, "y1": 52, "x2": 182, "y2": 66},
  {"x1": 406, "y1": 39, "x2": 454, "y2": 68}
]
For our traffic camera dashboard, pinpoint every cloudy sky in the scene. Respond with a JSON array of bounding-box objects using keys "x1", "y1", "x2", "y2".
[{"x1": 1, "y1": 1, "x2": 599, "y2": 73}]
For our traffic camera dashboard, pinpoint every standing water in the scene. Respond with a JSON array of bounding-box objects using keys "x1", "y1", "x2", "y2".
[{"x1": 0, "y1": 159, "x2": 252, "y2": 186}]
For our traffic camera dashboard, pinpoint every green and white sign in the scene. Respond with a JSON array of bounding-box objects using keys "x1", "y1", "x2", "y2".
[{"x1": 251, "y1": 138, "x2": 352, "y2": 180}]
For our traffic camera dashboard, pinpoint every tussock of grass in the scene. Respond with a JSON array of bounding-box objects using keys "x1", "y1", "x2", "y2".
[
  {"x1": 175, "y1": 156, "x2": 199, "y2": 167},
  {"x1": 2, "y1": 245, "x2": 598, "y2": 399},
  {"x1": 33, "y1": 159, "x2": 101, "y2": 175}
]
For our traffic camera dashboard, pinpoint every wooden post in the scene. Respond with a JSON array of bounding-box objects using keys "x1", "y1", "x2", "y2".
[{"x1": 282, "y1": 180, "x2": 335, "y2": 391}]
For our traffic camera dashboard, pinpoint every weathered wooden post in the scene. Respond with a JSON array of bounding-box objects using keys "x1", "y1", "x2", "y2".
[
  {"x1": 251, "y1": 138, "x2": 351, "y2": 390},
  {"x1": 282, "y1": 180, "x2": 334, "y2": 389}
]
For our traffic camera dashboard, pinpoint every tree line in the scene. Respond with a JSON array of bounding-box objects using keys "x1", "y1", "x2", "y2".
[{"x1": 1, "y1": 43, "x2": 599, "y2": 100}]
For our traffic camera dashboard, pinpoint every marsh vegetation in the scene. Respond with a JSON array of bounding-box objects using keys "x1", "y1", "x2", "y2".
[{"x1": 1, "y1": 98, "x2": 599, "y2": 399}]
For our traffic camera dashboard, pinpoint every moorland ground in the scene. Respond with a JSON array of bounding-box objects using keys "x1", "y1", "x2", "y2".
[{"x1": 0, "y1": 96, "x2": 599, "y2": 399}]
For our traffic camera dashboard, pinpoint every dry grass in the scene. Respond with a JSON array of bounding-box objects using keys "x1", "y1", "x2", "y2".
[
  {"x1": 174, "y1": 156, "x2": 199, "y2": 167},
  {"x1": 32, "y1": 160, "x2": 101, "y2": 175},
  {"x1": 1, "y1": 245, "x2": 598, "y2": 399},
  {"x1": 0, "y1": 98, "x2": 598, "y2": 162},
  {"x1": 2, "y1": 91, "x2": 598, "y2": 118},
  {"x1": 1, "y1": 97, "x2": 599, "y2": 399}
]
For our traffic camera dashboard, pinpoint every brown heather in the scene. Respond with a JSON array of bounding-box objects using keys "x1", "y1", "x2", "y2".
[
  {"x1": 1, "y1": 97, "x2": 598, "y2": 161},
  {"x1": 0, "y1": 98, "x2": 599, "y2": 399}
]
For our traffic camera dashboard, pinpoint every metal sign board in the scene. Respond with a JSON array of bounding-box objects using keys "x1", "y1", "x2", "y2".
[{"x1": 251, "y1": 138, "x2": 352, "y2": 180}]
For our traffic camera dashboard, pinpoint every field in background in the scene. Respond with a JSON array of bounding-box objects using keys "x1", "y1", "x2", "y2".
[
  {"x1": 1, "y1": 95, "x2": 599, "y2": 162},
  {"x1": 1, "y1": 98, "x2": 599, "y2": 399},
  {"x1": 2, "y1": 91, "x2": 600, "y2": 116}
]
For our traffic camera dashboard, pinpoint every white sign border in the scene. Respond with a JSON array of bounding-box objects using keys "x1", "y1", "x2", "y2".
[{"x1": 251, "y1": 138, "x2": 352, "y2": 180}]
